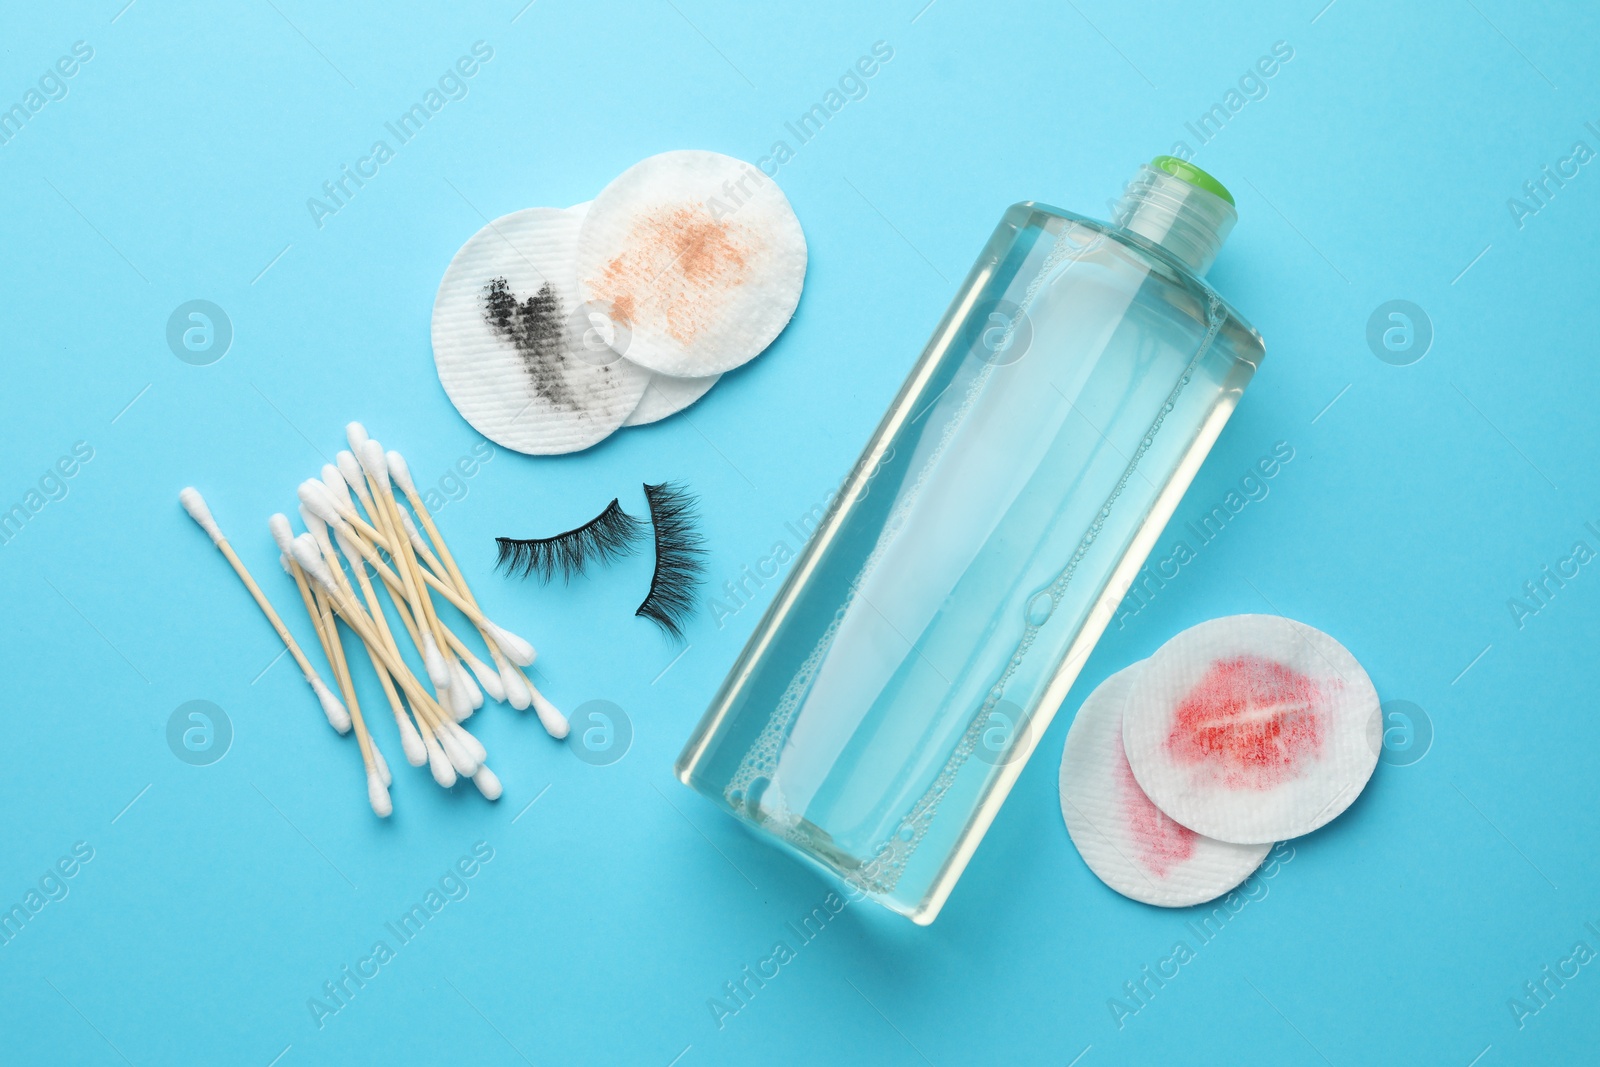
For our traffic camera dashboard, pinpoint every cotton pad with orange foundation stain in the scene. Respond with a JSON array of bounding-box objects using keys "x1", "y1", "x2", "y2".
[
  {"x1": 1120, "y1": 614, "x2": 1381, "y2": 845},
  {"x1": 1060, "y1": 663, "x2": 1270, "y2": 907},
  {"x1": 574, "y1": 150, "x2": 807, "y2": 379}
]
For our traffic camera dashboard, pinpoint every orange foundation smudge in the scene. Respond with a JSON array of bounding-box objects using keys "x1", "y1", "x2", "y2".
[{"x1": 590, "y1": 204, "x2": 753, "y2": 347}]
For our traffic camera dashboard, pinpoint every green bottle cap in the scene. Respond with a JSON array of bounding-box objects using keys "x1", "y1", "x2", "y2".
[{"x1": 1150, "y1": 155, "x2": 1235, "y2": 206}]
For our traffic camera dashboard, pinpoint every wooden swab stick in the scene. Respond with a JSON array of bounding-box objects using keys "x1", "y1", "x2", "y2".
[
  {"x1": 387, "y1": 451, "x2": 566, "y2": 739},
  {"x1": 324, "y1": 472, "x2": 474, "y2": 725},
  {"x1": 332, "y1": 527, "x2": 478, "y2": 781},
  {"x1": 181, "y1": 489, "x2": 350, "y2": 734},
  {"x1": 295, "y1": 534, "x2": 499, "y2": 797},
  {"x1": 354, "y1": 445, "x2": 468, "y2": 699},
  {"x1": 184, "y1": 489, "x2": 387, "y2": 816},
  {"x1": 304, "y1": 474, "x2": 453, "y2": 690},
  {"x1": 270, "y1": 516, "x2": 346, "y2": 706},
  {"x1": 274, "y1": 520, "x2": 391, "y2": 801},
  {"x1": 316, "y1": 526, "x2": 431, "y2": 771},
  {"x1": 332, "y1": 542, "x2": 498, "y2": 799}
]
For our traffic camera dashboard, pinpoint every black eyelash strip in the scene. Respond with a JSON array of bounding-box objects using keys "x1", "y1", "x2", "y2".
[
  {"x1": 635, "y1": 481, "x2": 707, "y2": 640},
  {"x1": 495, "y1": 499, "x2": 645, "y2": 583}
]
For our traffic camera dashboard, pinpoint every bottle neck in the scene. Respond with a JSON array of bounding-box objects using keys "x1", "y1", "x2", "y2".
[{"x1": 1113, "y1": 164, "x2": 1236, "y2": 276}]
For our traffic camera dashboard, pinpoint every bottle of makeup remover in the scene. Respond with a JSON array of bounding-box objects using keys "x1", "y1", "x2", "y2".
[{"x1": 677, "y1": 157, "x2": 1265, "y2": 923}]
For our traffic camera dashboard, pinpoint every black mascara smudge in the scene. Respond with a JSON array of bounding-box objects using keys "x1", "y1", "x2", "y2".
[{"x1": 483, "y1": 276, "x2": 580, "y2": 411}]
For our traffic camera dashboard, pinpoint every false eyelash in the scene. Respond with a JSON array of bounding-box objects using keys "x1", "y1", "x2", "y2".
[
  {"x1": 495, "y1": 499, "x2": 645, "y2": 583},
  {"x1": 635, "y1": 481, "x2": 707, "y2": 640}
]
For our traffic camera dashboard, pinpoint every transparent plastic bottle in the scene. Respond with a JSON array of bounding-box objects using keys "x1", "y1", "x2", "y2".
[{"x1": 677, "y1": 157, "x2": 1266, "y2": 923}]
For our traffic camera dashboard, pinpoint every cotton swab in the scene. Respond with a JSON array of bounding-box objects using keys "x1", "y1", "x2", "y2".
[
  {"x1": 184, "y1": 488, "x2": 387, "y2": 815},
  {"x1": 300, "y1": 533, "x2": 458, "y2": 789},
  {"x1": 388, "y1": 450, "x2": 562, "y2": 737},
  {"x1": 181, "y1": 489, "x2": 350, "y2": 733},
  {"x1": 270, "y1": 521, "x2": 352, "y2": 735},
  {"x1": 309, "y1": 477, "x2": 535, "y2": 671},
  {"x1": 331, "y1": 525, "x2": 478, "y2": 774},
  {"x1": 355, "y1": 442, "x2": 467, "y2": 681},
  {"x1": 293, "y1": 534, "x2": 482, "y2": 787},
  {"x1": 325, "y1": 526, "x2": 430, "y2": 768}
]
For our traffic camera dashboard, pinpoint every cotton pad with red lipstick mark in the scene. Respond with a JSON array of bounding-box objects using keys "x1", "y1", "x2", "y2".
[
  {"x1": 1060, "y1": 663, "x2": 1271, "y2": 907},
  {"x1": 1121, "y1": 615, "x2": 1381, "y2": 845},
  {"x1": 574, "y1": 150, "x2": 807, "y2": 379}
]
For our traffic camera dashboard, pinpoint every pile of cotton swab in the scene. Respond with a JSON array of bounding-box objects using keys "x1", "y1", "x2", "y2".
[{"x1": 180, "y1": 422, "x2": 567, "y2": 818}]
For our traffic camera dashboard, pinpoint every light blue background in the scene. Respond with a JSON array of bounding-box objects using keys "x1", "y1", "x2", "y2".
[{"x1": 3, "y1": 1, "x2": 1597, "y2": 1064}]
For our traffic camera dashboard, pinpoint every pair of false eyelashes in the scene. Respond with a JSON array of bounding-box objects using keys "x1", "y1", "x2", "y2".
[{"x1": 495, "y1": 482, "x2": 705, "y2": 639}]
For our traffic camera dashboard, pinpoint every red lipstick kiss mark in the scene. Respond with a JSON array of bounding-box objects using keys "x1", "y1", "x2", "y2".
[
  {"x1": 1116, "y1": 737, "x2": 1196, "y2": 876},
  {"x1": 1164, "y1": 654, "x2": 1326, "y2": 790}
]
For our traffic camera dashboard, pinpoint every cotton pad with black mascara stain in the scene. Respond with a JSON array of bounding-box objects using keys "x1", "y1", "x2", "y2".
[
  {"x1": 432, "y1": 205, "x2": 651, "y2": 455},
  {"x1": 575, "y1": 150, "x2": 807, "y2": 379}
]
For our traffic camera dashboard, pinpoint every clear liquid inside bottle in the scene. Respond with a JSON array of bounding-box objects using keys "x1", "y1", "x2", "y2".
[{"x1": 678, "y1": 163, "x2": 1266, "y2": 923}]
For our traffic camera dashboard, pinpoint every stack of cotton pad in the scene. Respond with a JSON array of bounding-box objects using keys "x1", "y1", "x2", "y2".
[
  {"x1": 432, "y1": 150, "x2": 807, "y2": 455},
  {"x1": 1059, "y1": 614, "x2": 1381, "y2": 907}
]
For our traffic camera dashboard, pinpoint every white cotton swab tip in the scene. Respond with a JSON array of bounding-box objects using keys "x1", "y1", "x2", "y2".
[
  {"x1": 498, "y1": 661, "x2": 531, "y2": 710},
  {"x1": 471, "y1": 765, "x2": 503, "y2": 801},
  {"x1": 297, "y1": 480, "x2": 345, "y2": 528},
  {"x1": 398, "y1": 509, "x2": 429, "y2": 556},
  {"x1": 179, "y1": 487, "x2": 224, "y2": 543},
  {"x1": 527, "y1": 683, "x2": 570, "y2": 740},
  {"x1": 309, "y1": 674, "x2": 352, "y2": 734},
  {"x1": 425, "y1": 735, "x2": 458, "y2": 788},
  {"x1": 466, "y1": 655, "x2": 507, "y2": 703},
  {"x1": 337, "y1": 451, "x2": 374, "y2": 505},
  {"x1": 321, "y1": 465, "x2": 355, "y2": 510},
  {"x1": 291, "y1": 534, "x2": 337, "y2": 594},
  {"x1": 396, "y1": 711, "x2": 427, "y2": 766},
  {"x1": 486, "y1": 622, "x2": 536, "y2": 666},
  {"x1": 298, "y1": 503, "x2": 327, "y2": 541},
  {"x1": 371, "y1": 743, "x2": 392, "y2": 787},
  {"x1": 386, "y1": 450, "x2": 418, "y2": 497},
  {"x1": 358, "y1": 439, "x2": 390, "y2": 485},
  {"x1": 444, "y1": 720, "x2": 487, "y2": 763},
  {"x1": 452, "y1": 659, "x2": 484, "y2": 710},
  {"x1": 367, "y1": 771, "x2": 393, "y2": 818},
  {"x1": 346, "y1": 422, "x2": 370, "y2": 454},
  {"x1": 447, "y1": 678, "x2": 473, "y2": 722},
  {"x1": 436, "y1": 727, "x2": 479, "y2": 777},
  {"x1": 268, "y1": 513, "x2": 296, "y2": 557},
  {"x1": 420, "y1": 632, "x2": 452, "y2": 690}
]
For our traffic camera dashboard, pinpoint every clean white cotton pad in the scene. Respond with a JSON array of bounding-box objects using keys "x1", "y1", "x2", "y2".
[
  {"x1": 1121, "y1": 615, "x2": 1381, "y2": 845},
  {"x1": 574, "y1": 150, "x2": 806, "y2": 378},
  {"x1": 1061, "y1": 663, "x2": 1271, "y2": 907},
  {"x1": 432, "y1": 205, "x2": 651, "y2": 455},
  {"x1": 623, "y1": 372, "x2": 720, "y2": 426}
]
